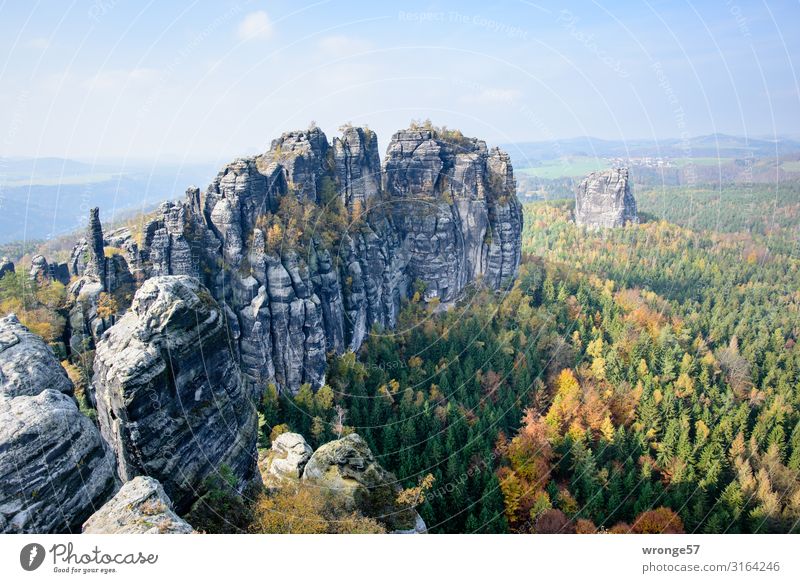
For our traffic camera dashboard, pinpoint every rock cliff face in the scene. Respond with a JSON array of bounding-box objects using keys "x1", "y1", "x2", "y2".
[
  {"x1": 92, "y1": 275, "x2": 259, "y2": 512},
  {"x1": 574, "y1": 167, "x2": 638, "y2": 228},
  {"x1": 0, "y1": 314, "x2": 73, "y2": 398},
  {"x1": 69, "y1": 125, "x2": 522, "y2": 396},
  {"x1": 83, "y1": 476, "x2": 193, "y2": 534},
  {"x1": 384, "y1": 129, "x2": 523, "y2": 300},
  {"x1": 0, "y1": 316, "x2": 118, "y2": 533},
  {"x1": 0, "y1": 322, "x2": 118, "y2": 536},
  {"x1": 0, "y1": 391, "x2": 118, "y2": 533}
]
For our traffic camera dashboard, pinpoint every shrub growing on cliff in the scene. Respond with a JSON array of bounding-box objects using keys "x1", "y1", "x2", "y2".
[
  {"x1": 249, "y1": 484, "x2": 385, "y2": 534},
  {"x1": 0, "y1": 270, "x2": 66, "y2": 343}
]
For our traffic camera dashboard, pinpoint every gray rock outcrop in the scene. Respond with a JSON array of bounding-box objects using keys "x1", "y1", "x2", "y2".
[
  {"x1": 83, "y1": 476, "x2": 193, "y2": 534},
  {"x1": 92, "y1": 275, "x2": 259, "y2": 512},
  {"x1": 28, "y1": 254, "x2": 49, "y2": 282},
  {"x1": 574, "y1": 167, "x2": 638, "y2": 228},
  {"x1": 67, "y1": 208, "x2": 136, "y2": 355},
  {"x1": 302, "y1": 433, "x2": 426, "y2": 533},
  {"x1": 258, "y1": 432, "x2": 313, "y2": 489},
  {"x1": 0, "y1": 314, "x2": 73, "y2": 398},
  {"x1": 28, "y1": 254, "x2": 69, "y2": 285},
  {"x1": 0, "y1": 389, "x2": 118, "y2": 533},
  {"x1": 0, "y1": 257, "x2": 14, "y2": 279},
  {"x1": 384, "y1": 128, "x2": 523, "y2": 300},
  {"x1": 91, "y1": 125, "x2": 522, "y2": 396}
]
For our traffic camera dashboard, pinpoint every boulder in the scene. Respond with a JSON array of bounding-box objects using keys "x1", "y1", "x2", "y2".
[
  {"x1": 302, "y1": 433, "x2": 426, "y2": 532},
  {"x1": 574, "y1": 167, "x2": 638, "y2": 228},
  {"x1": 0, "y1": 390, "x2": 118, "y2": 533},
  {"x1": 0, "y1": 314, "x2": 73, "y2": 398},
  {"x1": 83, "y1": 476, "x2": 193, "y2": 534},
  {"x1": 92, "y1": 275, "x2": 259, "y2": 512},
  {"x1": 259, "y1": 432, "x2": 313, "y2": 488},
  {"x1": 28, "y1": 254, "x2": 49, "y2": 282}
]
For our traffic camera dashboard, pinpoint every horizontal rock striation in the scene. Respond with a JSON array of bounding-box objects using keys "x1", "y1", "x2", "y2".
[
  {"x1": 384, "y1": 128, "x2": 523, "y2": 300},
  {"x1": 70, "y1": 124, "x2": 522, "y2": 395},
  {"x1": 574, "y1": 167, "x2": 638, "y2": 228},
  {"x1": 92, "y1": 275, "x2": 259, "y2": 512},
  {"x1": 0, "y1": 316, "x2": 117, "y2": 533},
  {"x1": 0, "y1": 390, "x2": 118, "y2": 533},
  {"x1": 0, "y1": 314, "x2": 73, "y2": 398},
  {"x1": 83, "y1": 476, "x2": 193, "y2": 534}
]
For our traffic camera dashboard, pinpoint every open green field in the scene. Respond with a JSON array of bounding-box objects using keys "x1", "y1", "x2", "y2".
[
  {"x1": 671, "y1": 157, "x2": 734, "y2": 167},
  {"x1": 516, "y1": 156, "x2": 610, "y2": 179}
]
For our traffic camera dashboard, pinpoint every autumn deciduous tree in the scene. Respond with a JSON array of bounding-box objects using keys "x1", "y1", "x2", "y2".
[
  {"x1": 628, "y1": 507, "x2": 685, "y2": 534},
  {"x1": 534, "y1": 509, "x2": 575, "y2": 534},
  {"x1": 499, "y1": 409, "x2": 556, "y2": 532},
  {"x1": 250, "y1": 485, "x2": 385, "y2": 534}
]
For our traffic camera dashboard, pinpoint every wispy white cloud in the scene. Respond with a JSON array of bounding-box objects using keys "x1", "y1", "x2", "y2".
[{"x1": 237, "y1": 11, "x2": 273, "y2": 41}]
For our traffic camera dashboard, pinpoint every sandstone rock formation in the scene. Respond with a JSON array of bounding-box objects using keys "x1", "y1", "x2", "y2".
[
  {"x1": 258, "y1": 432, "x2": 313, "y2": 489},
  {"x1": 0, "y1": 257, "x2": 13, "y2": 279},
  {"x1": 302, "y1": 433, "x2": 426, "y2": 533},
  {"x1": 92, "y1": 275, "x2": 259, "y2": 512},
  {"x1": 83, "y1": 476, "x2": 193, "y2": 534},
  {"x1": 0, "y1": 314, "x2": 73, "y2": 398},
  {"x1": 67, "y1": 208, "x2": 136, "y2": 355},
  {"x1": 384, "y1": 128, "x2": 523, "y2": 300},
  {"x1": 0, "y1": 390, "x2": 118, "y2": 533},
  {"x1": 77, "y1": 125, "x2": 521, "y2": 396},
  {"x1": 574, "y1": 167, "x2": 638, "y2": 228},
  {"x1": 28, "y1": 254, "x2": 69, "y2": 285}
]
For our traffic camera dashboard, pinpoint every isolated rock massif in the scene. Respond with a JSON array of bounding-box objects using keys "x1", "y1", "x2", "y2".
[
  {"x1": 72, "y1": 125, "x2": 522, "y2": 396},
  {"x1": 92, "y1": 275, "x2": 259, "y2": 512},
  {"x1": 574, "y1": 167, "x2": 638, "y2": 228},
  {"x1": 0, "y1": 315, "x2": 118, "y2": 534}
]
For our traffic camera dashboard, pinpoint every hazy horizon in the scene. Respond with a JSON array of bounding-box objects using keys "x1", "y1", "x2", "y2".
[{"x1": 0, "y1": 1, "x2": 798, "y2": 163}]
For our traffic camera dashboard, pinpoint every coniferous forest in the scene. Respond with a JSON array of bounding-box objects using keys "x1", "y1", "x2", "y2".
[{"x1": 266, "y1": 187, "x2": 800, "y2": 534}]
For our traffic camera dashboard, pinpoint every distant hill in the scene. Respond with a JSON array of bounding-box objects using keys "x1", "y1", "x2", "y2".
[
  {"x1": 0, "y1": 158, "x2": 218, "y2": 244},
  {"x1": 502, "y1": 133, "x2": 800, "y2": 164}
]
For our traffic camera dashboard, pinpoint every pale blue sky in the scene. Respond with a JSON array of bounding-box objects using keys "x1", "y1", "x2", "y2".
[{"x1": 0, "y1": 0, "x2": 797, "y2": 164}]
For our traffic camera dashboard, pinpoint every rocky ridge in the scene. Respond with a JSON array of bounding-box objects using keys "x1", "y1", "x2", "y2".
[{"x1": 70, "y1": 124, "x2": 522, "y2": 396}]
